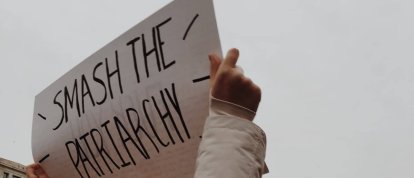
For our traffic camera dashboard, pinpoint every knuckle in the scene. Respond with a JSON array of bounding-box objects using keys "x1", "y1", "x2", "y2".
[
  {"x1": 241, "y1": 77, "x2": 252, "y2": 85},
  {"x1": 219, "y1": 69, "x2": 232, "y2": 78},
  {"x1": 224, "y1": 70, "x2": 243, "y2": 81},
  {"x1": 254, "y1": 84, "x2": 262, "y2": 94},
  {"x1": 252, "y1": 84, "x2": 262, "y2": 100}
]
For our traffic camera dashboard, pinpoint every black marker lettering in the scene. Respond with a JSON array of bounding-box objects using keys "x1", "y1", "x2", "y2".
[
  {"x1": 90, "y1": 129, "x2": 120, "y2": 173},
  {"x1": 152, "y1": 95, "x2": 179, "y2": 144},
  {"x1": 105, "y1": 50, "x2": 123, "y2": 100},
  {"x1": 142, "y1": 99, "x2": 170, "y2": 147},
  {"x1": 65, "y1": 141, "x2": 84, "y2": 178},
  {"x1": 126, "y1": 37, "x2": 141, "y2": 83},
  {"x1": 156, "y1": 17, "x2": 175, "y2": 69},
  {"x1": 164, "y1": 83, "x2": 190, "y2": 139},
  {"x1": 114, "y1": 116, "x2": 149, "y2": 165},
  {"x1": 64, "y1": 79, "x2": 81, "y2": 124},
  {"x1": 101, "y1": 120, "x2": 130, "y2": 167},
  {"x1": 81, "y1": 74, "x2": 96, "y2": 114},
  {"x1": 80, "y1": 132, "x2": 104, "y2": 176},
  {"x1": 141, "y1": 31, "x2": 161, "y2": 78},
  {"x1": 76, "y1": 138, "x2": 101, "y2": 177},
  {"x1": 93, "y1": 62, "x2": 107, "y2": 105},
  {"x1": 126, "y1": 108, "x2": 159, "y2": 155},
  {"x1": 53, "y1": 90, "x2": 64, "y2": 130}
]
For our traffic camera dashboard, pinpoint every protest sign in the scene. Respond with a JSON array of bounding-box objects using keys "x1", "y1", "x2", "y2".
[{"x1": 32, "y1": 0, "x2": 221, "y2": 177}]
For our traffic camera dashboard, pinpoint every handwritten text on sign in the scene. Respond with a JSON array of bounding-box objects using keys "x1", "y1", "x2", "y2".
[{"x1": 32, "y1": 0, "x2": 221, "y2": 177}]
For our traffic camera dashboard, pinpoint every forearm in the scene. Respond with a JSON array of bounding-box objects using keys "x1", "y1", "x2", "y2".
[{"x1": 194, "y1": 97, "x2": 267, "y2": 178}]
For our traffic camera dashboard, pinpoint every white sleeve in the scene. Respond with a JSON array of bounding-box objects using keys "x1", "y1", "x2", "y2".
[{"x1": 194, "y1": 96, "x2": 268, "y2": 178}]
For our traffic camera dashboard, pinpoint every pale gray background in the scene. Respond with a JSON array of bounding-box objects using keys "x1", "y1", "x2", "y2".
[{"x1": 1, "y1": 0, "x2": 414, "y2": 177}]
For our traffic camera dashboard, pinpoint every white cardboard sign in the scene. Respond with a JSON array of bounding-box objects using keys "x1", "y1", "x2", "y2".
[{"x1": 32, "y1": 0, "x2": 221, "y2": 177}]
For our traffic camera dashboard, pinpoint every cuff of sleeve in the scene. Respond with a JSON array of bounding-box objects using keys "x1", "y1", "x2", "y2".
[{"x1": 210, "y1": 96, "x2": 256, "y2": 121}]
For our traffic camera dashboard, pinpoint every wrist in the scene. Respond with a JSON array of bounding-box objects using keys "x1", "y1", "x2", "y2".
[{"x1": 209, "y1": 96, "x2": 256, "y2": 121}]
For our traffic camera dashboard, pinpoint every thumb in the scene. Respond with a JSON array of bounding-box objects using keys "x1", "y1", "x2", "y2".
[
  {"x1": 209, "y1": 54, "x2": 221, "y2": 87},
  {"x1": 222, "y1": 48, "x2": 239, "y2": 68}
]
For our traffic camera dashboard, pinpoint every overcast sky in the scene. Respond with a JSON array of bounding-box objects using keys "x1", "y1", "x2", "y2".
[{"x1": 1, "y1": 0, "x2": 414, "y2": 177}]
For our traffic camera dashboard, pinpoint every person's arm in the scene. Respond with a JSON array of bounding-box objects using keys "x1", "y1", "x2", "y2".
[{"x1": 194, "y1": 48, "x2": 267, "y2": 178}]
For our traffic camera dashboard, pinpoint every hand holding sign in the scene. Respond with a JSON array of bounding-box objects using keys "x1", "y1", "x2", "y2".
[
  {"x1": 209, "y1": 48, "x2": 261, "y2": 116},
  {"x1": 27, "y1": 163, "x2": 49, "y2": 178}
]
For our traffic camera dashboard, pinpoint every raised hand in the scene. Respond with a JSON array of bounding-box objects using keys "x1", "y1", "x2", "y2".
[{"x1": 209, "y1": 48, "x2": 261, "y2": 115}]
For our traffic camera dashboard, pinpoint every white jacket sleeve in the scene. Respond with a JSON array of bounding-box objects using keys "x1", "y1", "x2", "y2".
[{"x1": 194, "y1": 97, "x2": 268, "y2": 178}]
